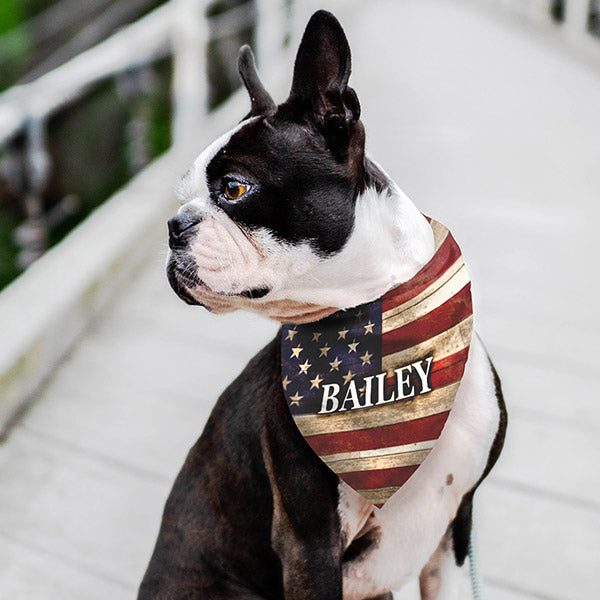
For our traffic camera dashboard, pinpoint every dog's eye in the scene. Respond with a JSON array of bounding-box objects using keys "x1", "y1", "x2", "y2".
[{"x1": 224, "y1": 180, "x2": 248, "y2": 201}]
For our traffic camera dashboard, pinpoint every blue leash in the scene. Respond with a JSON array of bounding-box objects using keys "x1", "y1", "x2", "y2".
[{"x1": 468, "y1": 504, "x2": 484, "y2": 600}]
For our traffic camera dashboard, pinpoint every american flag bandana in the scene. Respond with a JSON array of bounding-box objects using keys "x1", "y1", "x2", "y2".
[{"x1": 281, "y1": 219, "x2": 473, "y2": 508}]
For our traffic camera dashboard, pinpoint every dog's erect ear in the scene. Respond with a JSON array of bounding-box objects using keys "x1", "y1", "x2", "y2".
[
  {"x1": 288, "y1": 10, "x2": 361, "y2": 150},
  {"x1": 238, "y1": 45, "x2": 276, "y2": 117}
]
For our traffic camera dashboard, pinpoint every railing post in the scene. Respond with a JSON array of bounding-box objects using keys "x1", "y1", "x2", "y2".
[
  {"x1": 171, "y1": 0, "x2": 208, "y2": 149},
  {"x1": 15, "y1": 117, "x2": 51, "y2": 269}
]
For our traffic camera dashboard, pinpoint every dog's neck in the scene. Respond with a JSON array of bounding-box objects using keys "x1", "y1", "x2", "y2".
[{"x1": 266, "y1": 165, "x2": 435, "y2": 318}]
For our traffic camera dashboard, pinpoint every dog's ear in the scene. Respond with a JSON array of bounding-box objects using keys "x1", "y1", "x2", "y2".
[
  {"x1": 288, "y1": 10, "x2": 361, "y2": 153},
  {"x1": 238, "y1": 45, "x2": 276, "y2": 117}
]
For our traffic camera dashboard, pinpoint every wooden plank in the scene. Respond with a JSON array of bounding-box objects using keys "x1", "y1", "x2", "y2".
[
  {"x1": 476, "y1": 481, "x2": 599, "y2": 599},
  {"x1": 0, "y1": 536, "x2": 131, "y2": 600},
  {"x1": 0, "y1": 429, "x2": 170, "y2": 589}
]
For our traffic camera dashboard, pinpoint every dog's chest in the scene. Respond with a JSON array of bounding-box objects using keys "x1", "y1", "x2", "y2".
[
  {"x1": 337, "y1": 457, "x2": 465, "y2": 599},
  {"x1": 334, "y1": 335, "x2": 501, "y2": 598}
]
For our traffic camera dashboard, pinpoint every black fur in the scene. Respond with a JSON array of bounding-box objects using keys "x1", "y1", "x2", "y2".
[
  {"x1": 201, "y1": 9, "x2": 366, "y2": 257},
  {"x1": 206, "y1": 116, "x2": 357, "y2": 255},
  {"x1": 450, "y1": 357, "x2": 507, "y2": 566},
  {"x1": 138, "y1": 338, "x2": 344, "y2": 600},
  {"x1": 238, "y1": 45, "x2": 276, "y2": 118}
]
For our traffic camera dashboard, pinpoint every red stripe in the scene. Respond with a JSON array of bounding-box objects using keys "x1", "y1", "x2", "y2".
[
  {"x1": 382, "y1": 284, "x2": 472, "y2": 356},
  {"x1": 306, "y1": 411, "x2": 450, "y2": 455},
  {"x1": 431, "y1": 355, "x2": 468, "y2": 389},
  {"x1": 382, "y1": 234, "x2": 461, "y2": 312},
  {"x1": 340, "y1": 464, "x2": 418, "y2": 490}
]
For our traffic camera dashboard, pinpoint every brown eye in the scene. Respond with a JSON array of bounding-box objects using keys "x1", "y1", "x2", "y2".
[{"x1": 224, "y1": 181, "x2": 248, "y2": 201}]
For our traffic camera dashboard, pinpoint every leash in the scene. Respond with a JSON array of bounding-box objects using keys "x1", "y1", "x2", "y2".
[{"x1": 468, "y1": 503, "x2": 484, "y2": 600}]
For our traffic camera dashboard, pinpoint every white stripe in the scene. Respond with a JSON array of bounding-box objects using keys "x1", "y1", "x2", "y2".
[
  {"x1": 382, "y1": 256, "x2": 464, "y2": 321},
  {"x1": 430, "y1": 219, "x2": 449, "y2": 251},
  {"x1": 322, "y1": 439, "x2": 436, "y2": 463},
  {"x1": 382, "y1": 263, "x2": 470, "y2": 333}
]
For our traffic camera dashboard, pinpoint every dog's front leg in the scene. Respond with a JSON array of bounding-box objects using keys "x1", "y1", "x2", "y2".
[
  {"x1": 418, "y1": 492, "x2": 473, "y2": 600},
  {"x1": 262, "y1": 386, "x2": 344, "y2": 600}
]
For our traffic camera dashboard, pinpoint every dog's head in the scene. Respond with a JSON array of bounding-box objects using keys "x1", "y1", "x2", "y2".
[{"x1": 167, "y1": 11, "x2": 433, "y2": 323}]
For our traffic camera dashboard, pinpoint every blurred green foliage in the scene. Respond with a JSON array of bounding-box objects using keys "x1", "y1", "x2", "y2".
[
  {"x1": 0, "y1": 0, "x2": 68, "y2": 88},
  {"x1": 0, "y1": 205, "x2": 21, "y2": 288},
  {"x1": 0, "y1": 0, "x2": 29, "y2": 90},
  {"x1": 0, "y1": 0, "x2": 24, "y2": 34}
]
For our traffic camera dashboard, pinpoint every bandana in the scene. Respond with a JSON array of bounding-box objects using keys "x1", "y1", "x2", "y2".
[{"x1": 281, "y1": 219, "x2": 472, "y2": 508}]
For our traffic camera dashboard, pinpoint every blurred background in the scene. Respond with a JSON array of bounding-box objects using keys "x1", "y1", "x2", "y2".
[{"x1": 0, "y1": 0, "x2": 598, "y2": 598}]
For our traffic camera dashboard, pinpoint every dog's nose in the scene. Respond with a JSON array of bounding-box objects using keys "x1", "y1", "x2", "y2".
[{"x1": 168, "y1": 210, "x2": 200, "y2": 249}]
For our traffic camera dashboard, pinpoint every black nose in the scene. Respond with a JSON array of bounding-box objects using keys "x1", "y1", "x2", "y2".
[{"x1": 168, "y1": 210, "x2": 200, "y2": 249}]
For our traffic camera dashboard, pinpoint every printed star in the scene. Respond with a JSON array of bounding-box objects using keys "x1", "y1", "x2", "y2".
[
  {"x1": 298, "y1": 360, "x2": 311, "y2": 375},
  {"x1": 364, "y1": 321, "x2": 375, "y2": 334},
  {"x1": 348, "y1": 339, "x2": 359, "y2": 354},
  {"x1": 319, "y1": 344, "x2": 331, "y2": 357},
  {"x1": 358, "y1": 384, "x2": 366, "y2": 396},
  {"x1": 360, "y1": 351, "x2": 373, "y2": 366},
  {"x1": 342, "y1": 370, "x2": 355, "y2": 385},
  {"x1": 329, "y1": 357, "x2": 342, "y2": 371},
  {"x1": 337, "y1": 328, "x2": 349, "y2": 340},
  {"x1": 289, "y1": 391, "x2": 303, "y2": 406},
  {"x1": 355, "y1": 309, "x2": 364, "y2": 320},
  {"x1": 285, "y1": 328, "x2": 298, "y2": 341},
  {"x1": 312, "y1": 332, "x2": 322, "y2": 342},
  {"x1": 310, "y1": 374, "x2": 324, "y2": 389},
  {"x1": 282, "y1": 375, "x2": 291, "y2": 390},
  {"x1": 290, "y1": 346, "x2": 303, "y2": 359}
]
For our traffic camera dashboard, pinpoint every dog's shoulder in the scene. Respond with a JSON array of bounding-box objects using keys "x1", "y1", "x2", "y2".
[{"x1": 217, "y1": 333, "x2": 281, "y2": 407}]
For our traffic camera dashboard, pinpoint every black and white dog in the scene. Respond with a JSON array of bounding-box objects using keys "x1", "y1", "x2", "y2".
[{"x1": 140, "y1": 11, "x2": 506, "y2": 600}]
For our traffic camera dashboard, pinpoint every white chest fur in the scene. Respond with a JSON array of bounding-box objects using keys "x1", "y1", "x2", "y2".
[{"x1": 339, "y1": 335, "x2": 500, "y2": 599}]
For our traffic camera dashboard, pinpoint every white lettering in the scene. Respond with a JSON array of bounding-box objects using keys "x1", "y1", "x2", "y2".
[
  {"x1": 375, "y1": 372, "x2": 396, "y2": 405},
  {"x1": 339, "y1": 380, "x2": 361, "y2": 411},
  {"x1": 413, "y1": 356, "x2": 433, "y2": 393},
  {"x1": 318, "y1": 383, "x2": 340, "y2": 414},
  {"x1": 362, "y1": 375, "x2": 375, "y2": 408},
  {"x1": 394, "y1": 364, "x2": 415, "y2": 399}
]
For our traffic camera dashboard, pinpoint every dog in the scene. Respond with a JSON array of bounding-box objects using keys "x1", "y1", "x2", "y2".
[{"x1": 139, "y1": 10, "x2": 506, "y2": 600}]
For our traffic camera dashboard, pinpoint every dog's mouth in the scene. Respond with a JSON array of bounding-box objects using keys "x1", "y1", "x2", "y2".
[
  {"x1": 166, "y1": 255, "x2": 272, "y2": 309},
  {"x1": 239, "y1": 286, "x2": 270, "y2": 299},
  {"x1": 166, "y1": 259, "x2": 205, "y2": 307}
]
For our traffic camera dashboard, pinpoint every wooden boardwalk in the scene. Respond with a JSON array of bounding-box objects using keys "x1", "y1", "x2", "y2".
[{"x1": 1, "y1": 1, "x2": 598, "y2": 598}]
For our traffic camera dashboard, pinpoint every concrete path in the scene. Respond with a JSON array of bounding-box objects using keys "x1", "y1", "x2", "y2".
[{"x1": 1, "y1": 1, "x2": 599, "y2": 598}]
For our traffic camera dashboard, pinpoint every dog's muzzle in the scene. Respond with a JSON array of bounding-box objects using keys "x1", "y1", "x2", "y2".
[{"x1": 167, "y1": 208, "x2": 201, "y2": 249}]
